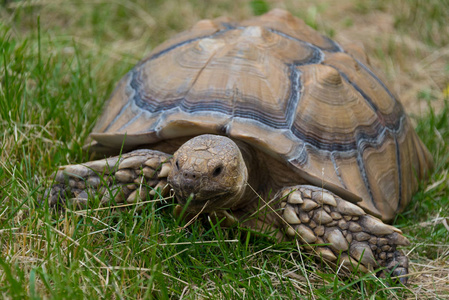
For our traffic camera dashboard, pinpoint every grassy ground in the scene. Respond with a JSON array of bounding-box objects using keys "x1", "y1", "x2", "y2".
[{"x1": 1, "y1": 0, "x2": 448, "y2": 298}]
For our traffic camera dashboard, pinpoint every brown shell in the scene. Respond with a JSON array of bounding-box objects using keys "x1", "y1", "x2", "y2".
[{"x1": 88, "y1": 9, "x2": 433, "y2": 221}]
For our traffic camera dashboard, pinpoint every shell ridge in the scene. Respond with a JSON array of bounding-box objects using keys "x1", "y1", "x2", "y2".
[
  {"x1": 131, "y1": 68, "x2": 157, "y2": 112},
  {"x1": 286, "y1": 66, "x2": 303, "y2": 128},
  {"x1": 388, "y1": 114, "x2": 406, "y2": 135},
  {"x1": 356, "y1": 148, "x2": 377, "y2": 209},
  {"x1": 219, "y1": 22, "x2": 237, "y2": 30},
  {"x1": 233, "y1": 25, "x2": 326, "y2": 64},
  {"x1": 323, "y1": 36, "x2": 344, "y2": 52},
  {"x1": 290, "y1": 113, "x2": 406, "y2": 152},
  {"x1": 152, "y1": 107, "x2": 177, "y2": 138},
  {"x1": 354, "y1": 57, "x2": 405, "y2": 132},
  {"x1": 357, "y1": 123, "x2": 388, "y2": 150},
  {"x1": 322, "y1": 63, "x2": 384, "y2": 124},
  {"x1": 131, "y1": 69, "x2": 180, "y2": 113},
  {"x1": 103, "y1": 101, "x2": 131, "y2": 133},
  {"x1": 180, "y1": 37, "x2": 223, "y2": 114},
  {"x1": 233, "y1": 110, "x2": 287, "y2": 128},
  {"x1": 142, "y1": 28, "x2": 232, "y2": 64},
  {"x1": 117, "y1": 110, "x2": 143, "y2": 132},
  {"x1": 290, "y1": 143, "x2": 308, "y2": 165},
  {"x1": 330, "y1": 151, "x2": 347, "y2": 189},
  {"x1": 266, "y1": 28, "x2": 327, "y2": 59},
  {"x1": 354, "y1": 58, "x2": 401, "y2": 106},
  {"x1": 356, "y1": 119, "x2": 388, "y2": 152},
  {"x1": 287, "y1": 145, "x2": 365, "y2": 204},
  {"x1": 323, "y1": 63, "x2": 405, "y2": 134},
  {"x1": 179, "y1": 100, "x2": 232, "y2": 115}
]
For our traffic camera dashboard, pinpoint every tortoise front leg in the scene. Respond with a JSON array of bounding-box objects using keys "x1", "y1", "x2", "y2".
[
  {"x1": 276, "y1": 185, "x2": 410, "y2": 284},
  {"x1": 44, "y1": 149, "x2": 172, "y2": 209}
]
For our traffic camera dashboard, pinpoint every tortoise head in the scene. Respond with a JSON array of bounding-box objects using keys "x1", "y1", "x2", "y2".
[{"x1": 168, "y1": 134, "x2": 248, "y2": 213}]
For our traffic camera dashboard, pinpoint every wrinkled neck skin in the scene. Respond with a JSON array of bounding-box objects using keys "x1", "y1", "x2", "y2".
[{"x1": 230, "y1": 140, "x2": 264, "y2": 210}]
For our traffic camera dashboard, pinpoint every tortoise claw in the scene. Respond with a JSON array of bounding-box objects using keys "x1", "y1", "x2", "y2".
[
  {"x1": 385, "y1": 250, "x2": 409, "y2": 284},
  {"x1": 392, "y1": 267, "x2": 408, "y2": 285}
]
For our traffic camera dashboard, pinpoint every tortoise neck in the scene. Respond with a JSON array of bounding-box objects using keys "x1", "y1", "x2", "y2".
[{"x1": 230, "y1": 141, "x2": 266, "y2": 210}]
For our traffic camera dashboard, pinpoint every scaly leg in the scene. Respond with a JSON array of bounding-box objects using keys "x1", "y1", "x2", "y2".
[
  {"x1": 44, "y1": 149, "x2": 172, "y2": 208},
  {"x1": 277, "y1": 185, "x2": 409, "y2": 284}
]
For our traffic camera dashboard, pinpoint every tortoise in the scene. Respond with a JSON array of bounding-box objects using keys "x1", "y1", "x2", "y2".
[{"x1": 46, "y1": 9, "x2": 433, "y2": 282}]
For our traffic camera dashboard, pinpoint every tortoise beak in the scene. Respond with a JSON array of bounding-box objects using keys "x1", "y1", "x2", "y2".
[{"x1": 172, "y1": 180, "x2": 234, "y2": 212}]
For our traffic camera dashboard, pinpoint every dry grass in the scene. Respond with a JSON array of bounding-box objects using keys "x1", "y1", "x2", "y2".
[{"x1": 1, "y1": 0, "x2": 448, "y2": 298}]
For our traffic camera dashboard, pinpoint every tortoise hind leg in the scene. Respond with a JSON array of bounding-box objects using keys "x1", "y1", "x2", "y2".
[
  {"x1": 277, "y1": 185, "x2": 409, "y2": 284},
  {"x1": 44, "y1": 149, "x2": 172, "y2": 209}
]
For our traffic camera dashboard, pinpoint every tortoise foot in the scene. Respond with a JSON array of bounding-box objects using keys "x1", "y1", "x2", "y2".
[
  {"x1": 278, "y1": 185, "x2": 410, "y2": 282},
  {"x1": 43, "y1": 149, "x2": 172, "y2": 209},
  {"x1": 385, "y1": 250, "x2": 409, "y2": 285}
]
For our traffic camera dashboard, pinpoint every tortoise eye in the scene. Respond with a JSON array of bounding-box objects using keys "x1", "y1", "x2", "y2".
[
  {"x1": 212, "y1": 166, "x2": 223, "y2": 177},
  {"x1": 175, "y1": 160, "x2": 180, "y2": 169}
]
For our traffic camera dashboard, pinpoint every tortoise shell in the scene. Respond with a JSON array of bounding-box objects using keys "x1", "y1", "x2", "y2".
[{"x1": 87, "y1": 9, "x2": 433, "y2": 222}]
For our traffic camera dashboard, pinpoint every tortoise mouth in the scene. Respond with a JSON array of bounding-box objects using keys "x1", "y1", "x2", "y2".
[{"x1": 175, "y1": 190, "x2": 234, "y2": 213}]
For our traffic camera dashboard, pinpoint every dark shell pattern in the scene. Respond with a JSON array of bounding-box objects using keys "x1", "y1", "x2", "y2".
[{"x1": 88, "y1": 9, "x2": 433, "y2": 221}]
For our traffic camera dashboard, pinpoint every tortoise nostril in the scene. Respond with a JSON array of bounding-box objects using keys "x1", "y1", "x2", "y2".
[{"x1": 183, "y1": 171, "x2": 198, "y2": 180}]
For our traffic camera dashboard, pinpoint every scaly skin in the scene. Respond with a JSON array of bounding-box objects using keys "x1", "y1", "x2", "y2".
[
  {"x1": 45, "y1": 149, "x2": 171, "y2": 209},
  {"x1": 277, "y1": 185, "x2": 409, "y2": 283}
]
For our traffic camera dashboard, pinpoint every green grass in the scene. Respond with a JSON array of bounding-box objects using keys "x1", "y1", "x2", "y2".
[{"x1": 1, "y1": 0, "x2": 448, "y2": 299}]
